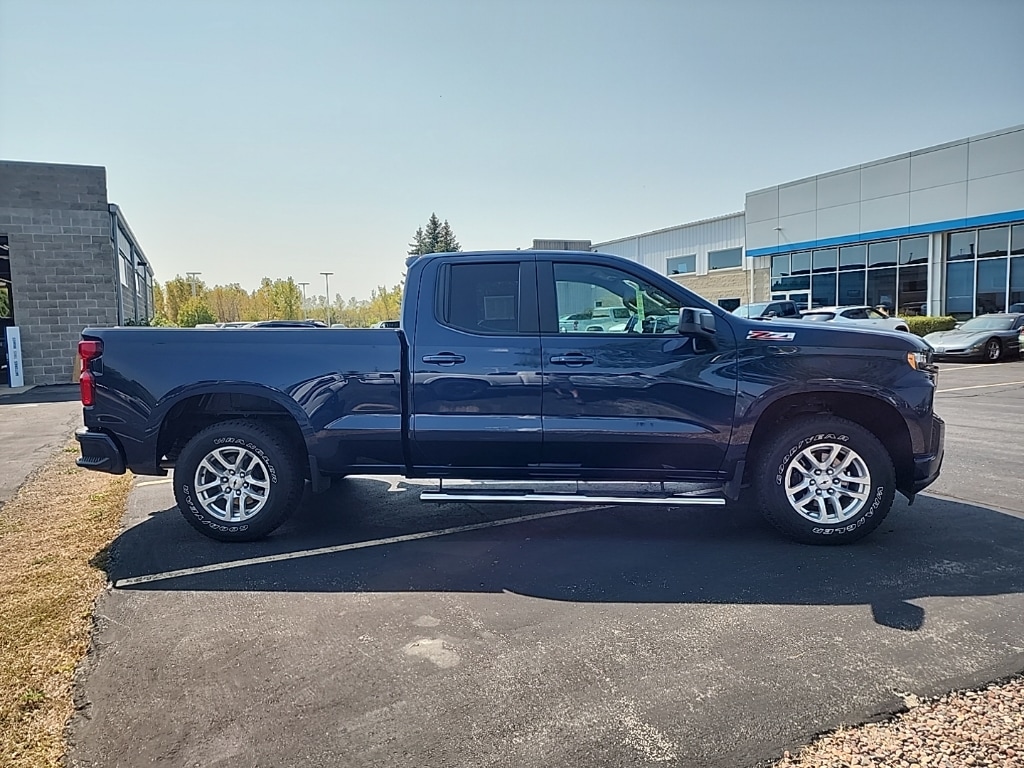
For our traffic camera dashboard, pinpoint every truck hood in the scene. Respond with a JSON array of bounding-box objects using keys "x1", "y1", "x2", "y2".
[{"x1": 739, "y1": 317, "x2": 930, "y2": 353}]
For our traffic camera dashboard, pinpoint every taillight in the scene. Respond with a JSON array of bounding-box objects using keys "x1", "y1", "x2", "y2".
[{"x1": 79, "y1": 340, "x2": 102, "y2": 407}]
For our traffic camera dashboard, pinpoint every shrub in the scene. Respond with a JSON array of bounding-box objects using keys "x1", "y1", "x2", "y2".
[{"x1": 902, "y1": 315, "x2": 957, "y2": 337}]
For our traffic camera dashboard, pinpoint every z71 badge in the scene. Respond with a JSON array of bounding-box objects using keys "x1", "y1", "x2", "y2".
[{"x1": 746, "y1": 330, "x2": 796, "y2": 341}]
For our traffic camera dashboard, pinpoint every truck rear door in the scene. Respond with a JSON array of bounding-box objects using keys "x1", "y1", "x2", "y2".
[
  {"x1": 536, "y1": 255, "x2": 738, "y2": 477},
  {"x1": 409, "y1": 255, "x2": 543, "y2": 471}
]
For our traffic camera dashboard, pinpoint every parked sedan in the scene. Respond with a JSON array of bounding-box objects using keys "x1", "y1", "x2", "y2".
[
  {"x1": 924, "y1": 313, "x2": 1024, "y2": 362},
  {"x1": 800, "y1": 306, "x2": 910, "y2": 332}
]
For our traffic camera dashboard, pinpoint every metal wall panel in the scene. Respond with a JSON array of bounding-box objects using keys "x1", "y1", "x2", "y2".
[{"x1": 594, "y1": 213, "x2": 745, "y2": 276}]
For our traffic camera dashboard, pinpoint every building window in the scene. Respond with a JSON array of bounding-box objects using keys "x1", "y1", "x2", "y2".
[
  {"x1": 867, "y1": 268, "x2": 897, "y2": 311},
  {"x1": 1010, "y1": 257, "x2": 1024, "y2": 308},
  {"x1": 868, "y1": 240, "x2": 898, "y2": 268},
  {"x1": 976, "y1": 258, "x2": 1007, "y2": 314},
  {"x1": 839, "y1": 244, "x2": 866, "y2": 270},
  {"x1": 897, "y1": 266, "x2": 928, "y2": 316},
  {"x1": 812, "y1": 272, "x2": 837, "y2": 307},
  {"x1": 899, "y1": 237, "x2": 928, "y2": 265},
  {"x1": 948, "y1": 231, "x2": 975, "y2": 260},
  {"x1": 945, "y1": 261, "x2": 975, "y2": 320},
  {"x1": 1012, "y1": 224, "x2": 1024, "y2": 256},
  {"x1": 717, "y1": 297, "x2": 741, "y2": 312},
  {"x1": 838, "y1": 269, "x2": 866, "y2": 306},
  {"x1": 977, "y1": 227, "x2": 1009, "y2": 259},
  {"x1": 666, "y1": 254, "x2": 696, "y2": 275},
  {"x1": 813, "y1": 248, "x2": 837, "y2": 272},
  {"x1": 790, "y1": 251, "x2": 811, "y2": 276},
  {"x1": 708, "y1": 247, "x2": 742, "y2": 270}
]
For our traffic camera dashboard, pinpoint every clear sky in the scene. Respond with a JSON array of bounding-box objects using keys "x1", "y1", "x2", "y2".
[{"x1": 2, "y1": 0, "x2": 1022, "y2": 301}]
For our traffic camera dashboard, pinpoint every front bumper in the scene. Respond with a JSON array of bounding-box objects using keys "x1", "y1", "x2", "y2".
[
  {"x1": 911, "y1": 414, "x2": 945, "y2": 494},
  {"x1": 932, "y1": 347, "x2": 984, "y2": 361},
  {"x1": 76, "y1": 427, "x2": 126, "y2": 475}
]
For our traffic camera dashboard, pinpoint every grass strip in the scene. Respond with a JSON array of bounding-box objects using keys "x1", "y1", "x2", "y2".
[{"x1": 0, "y1": 444, "x2": 130, "y2": 768}]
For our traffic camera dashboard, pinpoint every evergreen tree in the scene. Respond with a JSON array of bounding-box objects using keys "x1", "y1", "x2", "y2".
[{"x1": 408, "y1": 213, "x2": 461, "y2": 255}]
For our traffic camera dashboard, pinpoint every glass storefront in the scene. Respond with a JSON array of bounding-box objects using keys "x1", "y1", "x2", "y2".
[
  {"x1": 772, "y1": 235, "x2": 929, "y2": 314},
  {"x1": 942, "y1": 224, "x2": 1024, "y2": 319}
]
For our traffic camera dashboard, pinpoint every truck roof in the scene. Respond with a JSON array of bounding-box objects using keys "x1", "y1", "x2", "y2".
[{"x1": 405, "y1": 249, "x2": 599, "y2": 269}]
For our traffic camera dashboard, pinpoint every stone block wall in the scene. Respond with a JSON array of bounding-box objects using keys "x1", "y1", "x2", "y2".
[
  {"x1": 0, "y1": 161, "x2": 119, "y2": 386},
  {"x1": 671, "y1": 266, "x2": 771, "y2": 307}
]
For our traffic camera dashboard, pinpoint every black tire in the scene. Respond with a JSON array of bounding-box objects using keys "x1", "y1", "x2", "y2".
[
  {"x1": 173, "y1": 419, "x2": 304, "y2": 541},
  {"x1": 983, "y1": 338, "x2": 1002, "y2": 363},
  {"x1": 754, "y1": 416, "x2": 895, "y2": 545}
]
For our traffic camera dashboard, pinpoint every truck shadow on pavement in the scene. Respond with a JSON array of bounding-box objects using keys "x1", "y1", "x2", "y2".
[{"x1": 107, "y1": 478, "x2": 1024, "y2": 632}]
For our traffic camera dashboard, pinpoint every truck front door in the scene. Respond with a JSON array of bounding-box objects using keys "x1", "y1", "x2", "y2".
[
  {"x1": 410, "y1": 256, "x2": 543, "y2": 472},
  {"x1": 537, "y1": 257, "x2": 738, "y2": 478}
]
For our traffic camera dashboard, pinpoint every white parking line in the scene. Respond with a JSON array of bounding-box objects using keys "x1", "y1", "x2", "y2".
[
  {"x1": 113, "y1": 504, "x2": 613, "y2": 588},
  {"x1": 136, "y1": 478, "x2": 172, "y2": 487},
  {"x1": 938, "y1": 365, "x2": 983, "y2": 372},
  {"x1": 937, "y1": 380, "x2": 1024, "y2": 393}
]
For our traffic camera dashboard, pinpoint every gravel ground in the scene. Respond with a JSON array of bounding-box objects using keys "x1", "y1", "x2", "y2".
[{"x1": 774, "y1": 676, "x2": 1024, "y2": 767}]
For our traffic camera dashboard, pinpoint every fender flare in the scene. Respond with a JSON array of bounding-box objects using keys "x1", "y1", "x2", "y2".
[{"x1": 145, "y1": 381, "x2": 316, "y2": 446}]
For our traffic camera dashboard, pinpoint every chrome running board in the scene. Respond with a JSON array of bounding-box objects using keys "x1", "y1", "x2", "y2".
[{"x1": 420, "y1": 491, "x2": 726, "y2": 506}]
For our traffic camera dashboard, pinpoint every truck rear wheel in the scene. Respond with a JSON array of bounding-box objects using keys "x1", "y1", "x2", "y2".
[
  {"x1": 173, "y1": 419, "x2": 303, "y2": 541},
  {"x1": 754, "y1": 416, "x2": 895, "y2": 545}
]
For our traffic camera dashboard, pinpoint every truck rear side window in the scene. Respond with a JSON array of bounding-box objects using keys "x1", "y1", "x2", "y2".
[{"x1": 442, "y1": 263, "x2": 521, "y2": 334}]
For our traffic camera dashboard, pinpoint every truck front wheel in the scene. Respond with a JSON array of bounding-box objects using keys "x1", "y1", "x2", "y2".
[
  {"x1": 173, "y1": 419, "x2": 304, "y2": 541},
  {"x1": 754, "y1": 416, "x2": 895, "y2": 545}
]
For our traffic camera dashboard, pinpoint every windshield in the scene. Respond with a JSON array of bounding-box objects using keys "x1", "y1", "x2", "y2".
[
  {"x1": 801, "y1": 312, "x2": 835, "y2": 322},
  {"x1": 958, "y1": 316, "x2": 1015, "y2": 331},
  {"x1": 732, "y1": 303, "x2": 770, "y2": 318}
]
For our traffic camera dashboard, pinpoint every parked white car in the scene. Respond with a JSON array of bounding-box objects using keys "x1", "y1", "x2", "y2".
[{"x1": 800, "y1": 306, "x2": 910, "y2": 332}]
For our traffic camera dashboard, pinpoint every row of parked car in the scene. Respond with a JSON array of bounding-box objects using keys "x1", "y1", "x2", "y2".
[{"x1": 731, "y1": 300, "x2": 1024, "y2": 363}]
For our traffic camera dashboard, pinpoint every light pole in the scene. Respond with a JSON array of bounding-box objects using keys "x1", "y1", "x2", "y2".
[
  {"x1": 186, "y1": 272, "x2": 202, "y2": 297},
  {"x1": 298, "y1": 281, "x2": 309, "y2": 316},
  {"x1": 320, "y1": 272, "x2": 333, "y2": 326}
]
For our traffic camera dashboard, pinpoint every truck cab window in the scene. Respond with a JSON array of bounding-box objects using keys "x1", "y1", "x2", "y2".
[
  {"x1": 443, "y1": 262, "x2": 521, "y2": 334},
  {"x1": 552, "y1": 262, "x2": 681, "y2": 334}
]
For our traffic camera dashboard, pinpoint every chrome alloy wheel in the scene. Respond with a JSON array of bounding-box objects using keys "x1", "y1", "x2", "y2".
[
  {"x1": 192, "y1": 446, "x2": 271, "y2": 522},
  {"x1": 783, "y1": 442, "x2": 871, "y2": 524}
]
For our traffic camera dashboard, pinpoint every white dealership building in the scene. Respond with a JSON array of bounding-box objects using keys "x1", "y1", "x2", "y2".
[{"x1": 593, "y1": 124, "x2": 1024, "y2": 319}]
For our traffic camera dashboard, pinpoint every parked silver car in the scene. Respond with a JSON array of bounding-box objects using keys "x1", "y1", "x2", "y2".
[
  {"x1": 800, "y1": 306, "x2": 910, "y2": 332},
  {"x1": 924, "y1": 313, "x2": 1024, "y2": 362}
]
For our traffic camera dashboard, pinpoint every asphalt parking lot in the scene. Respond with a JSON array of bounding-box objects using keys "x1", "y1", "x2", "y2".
[{"x1": 67, "y1": 360, "x2": 1024, "y2": 768}]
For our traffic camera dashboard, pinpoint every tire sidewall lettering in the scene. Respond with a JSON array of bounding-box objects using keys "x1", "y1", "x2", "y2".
[
  {"x1": 211, "y1": 436, "x2": 278, "y2": 483},
  {"x1": 180, "y1": 483, "x2": 250, "y2": 533}
]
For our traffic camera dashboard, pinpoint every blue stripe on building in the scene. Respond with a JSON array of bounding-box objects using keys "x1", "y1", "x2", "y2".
[{"x1": 745, "y1": 209, "x2": 1024, "y2": 258}]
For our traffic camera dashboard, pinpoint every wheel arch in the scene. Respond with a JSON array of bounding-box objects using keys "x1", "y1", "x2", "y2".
[
  {"x1": 744, "y1": 390, "x2": 915, "y2": 497},
  {"x1": 152, "y1": 384, "x2": 312, "y2": 474}
]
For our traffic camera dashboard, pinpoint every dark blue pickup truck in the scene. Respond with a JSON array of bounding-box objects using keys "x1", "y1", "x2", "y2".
[{"x1": 76, "y1": 250, "x2": 944, "y2": 545}]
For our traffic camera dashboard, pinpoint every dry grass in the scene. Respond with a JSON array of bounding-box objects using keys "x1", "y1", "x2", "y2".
[{"x1": 0, "y1": 446, "x2": 131, "y2": 768}]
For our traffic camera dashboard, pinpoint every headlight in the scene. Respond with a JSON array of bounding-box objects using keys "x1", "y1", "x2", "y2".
[{"x1": 907, "y1": 351, "x2": 931, "y2": 370}]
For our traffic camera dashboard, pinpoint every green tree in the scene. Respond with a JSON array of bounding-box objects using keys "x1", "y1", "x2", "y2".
[
  {"x1": 163, "y1": 276, "x2": 203, "y2": 325},
  {"x1": 208, "y1": 283, "x2": 248, "y2": 323},
  {"x1": 408, "y1": 213, "x2": 461, "y2": 256},
  {"x1": 177, "y1": 297, "x2": 216, "y2": 327},
  {"x1": 271, "y1": 278, "x2": 303, "y2": 320}
]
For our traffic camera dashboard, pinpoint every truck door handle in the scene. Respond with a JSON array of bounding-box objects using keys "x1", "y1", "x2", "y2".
[
  {"x1": 549, "y1": 354, "x2": 594, "y2": 366},
  {"x1": 422, "y1": 353, "x2": 466, "y2": 366}
]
